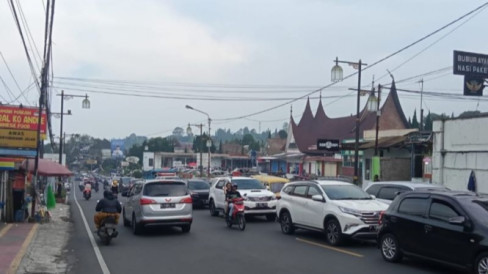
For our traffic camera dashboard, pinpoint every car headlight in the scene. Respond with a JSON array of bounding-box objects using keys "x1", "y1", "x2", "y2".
[
  {"x1": 339, "y1": 206, "x2": 362, "y2": 217},
  {"x1": 270, "y1": 195, "x2": 277, "y2": 200}
]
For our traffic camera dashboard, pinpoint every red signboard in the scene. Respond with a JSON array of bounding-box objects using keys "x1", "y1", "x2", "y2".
[{"x1": 0, "y1": 105, "x2": 47, "y2": 134}]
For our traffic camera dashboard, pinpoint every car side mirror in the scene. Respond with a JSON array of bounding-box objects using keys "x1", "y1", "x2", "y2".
[{"x1": 311, "y1": 195, "x2": 325, "y2": 202}]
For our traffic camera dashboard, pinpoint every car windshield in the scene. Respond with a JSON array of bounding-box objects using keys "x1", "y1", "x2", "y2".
[
  {"x1": 143, "y1": 182, "x2": 187, "y2": 197},
  {"x1": 188, "y1": 180, "x2": 209, "y2": 190},
  {"x1": 232, "y1": 179, "x2": 265, "y2": 190},
  {"x1": 321, "y1": 184, "x2": 372, "y2": 200},
  {"x1": 269, "y1": 182, "x2": 286, "y2": 193}
]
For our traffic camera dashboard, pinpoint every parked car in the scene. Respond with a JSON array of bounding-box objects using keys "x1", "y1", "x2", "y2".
[
  {"x1": 364, "y1": 181, "x2": 450, "y2": 205},
  {"x1": 277, "y1": 180, "x2": 388, "y2": 246},
  {"x1": 378, "y1": 190, "x2": 488, "y2": 274},
  {"x1": 121, "y1": 179, "x2": 193, "y2": 235},
  {"x1": 187, "y1": 179, "x2": 210, "y2": 208},
  {"x1": 208, "y1": 176, "x2": 277, "y2": 221}
]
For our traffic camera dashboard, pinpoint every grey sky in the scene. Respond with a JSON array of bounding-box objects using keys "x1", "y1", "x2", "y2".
[{"x1": 1, "y1": 0, "x2": 487, "y2": 140}]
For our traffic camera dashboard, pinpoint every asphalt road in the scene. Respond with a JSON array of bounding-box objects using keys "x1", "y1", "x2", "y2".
[{"x1": 67, "y1": 188, "x2": 463, "y2": 274}]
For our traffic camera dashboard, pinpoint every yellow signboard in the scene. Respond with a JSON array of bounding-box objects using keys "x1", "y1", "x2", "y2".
[{"x1": 0, "y1": 129, "x2": 37, "y2": 149}]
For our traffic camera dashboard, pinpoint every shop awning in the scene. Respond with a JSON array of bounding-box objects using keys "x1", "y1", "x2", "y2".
[{"x1": 21, "y1": 158, "x2": 73, "y2": 177}]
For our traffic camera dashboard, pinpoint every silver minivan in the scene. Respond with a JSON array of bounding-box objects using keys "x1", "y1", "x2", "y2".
[{"x1": 122, "y1": 179, "x2": 193, "y2": 235}]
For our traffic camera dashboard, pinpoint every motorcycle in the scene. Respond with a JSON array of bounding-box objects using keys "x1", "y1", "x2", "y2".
[
  {"x1": 111, "y1": 186, "x2": 118, "y2": 196},
  {"x1": 226, "y1": 197, "x2": 246, "y2": 231},
  {"x1": 83, "y1": 189, "x2": 91, "y2": 200},
  {"x1": 97, "y1": 215, "x2": 118, "y2": 245}
]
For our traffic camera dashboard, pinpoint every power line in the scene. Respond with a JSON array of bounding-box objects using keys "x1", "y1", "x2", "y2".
[
  {"x1": 51, "y1": 85, "x2": 355, "y2": 101},
  {"x1": 213, "y1": 1, "x2": 488, "y2": 122},
  {"x1": 7, "y1": 0, "x2": 41, "y2": 95},
  {"x1": 376, "y1": 4, "x2": 487, "y2": 83},
  {"x1": 0, "y1": 52, "x2": 30, "y2": 104}
]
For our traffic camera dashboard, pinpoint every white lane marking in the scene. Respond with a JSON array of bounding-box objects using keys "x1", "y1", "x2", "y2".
[{"x1": 74, "y1": 187, "x2": 111, "y2": 274}]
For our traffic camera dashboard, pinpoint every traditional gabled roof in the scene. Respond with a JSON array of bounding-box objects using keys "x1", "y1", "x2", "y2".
[
  {"x1": 299, "y1": 97, "x2": 314, "y2": 125},
  {"x1": 290, "y1": 80, "x2": 408, "y2": 154}
]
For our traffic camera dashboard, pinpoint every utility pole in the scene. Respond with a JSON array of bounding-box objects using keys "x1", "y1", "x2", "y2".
[{"x1": 419, "y1": 79, "x2": 424, "y2": 131}]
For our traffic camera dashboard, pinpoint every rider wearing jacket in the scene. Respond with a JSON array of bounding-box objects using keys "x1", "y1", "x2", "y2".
[
  {"x1": 226, "y1": 184, "x2": 242, "y2": 220},
  {"x1": 94, "y1": 190, "x2": 122, "y2": 229}
]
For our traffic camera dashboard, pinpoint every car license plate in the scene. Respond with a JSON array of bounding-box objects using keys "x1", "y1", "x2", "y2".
[
  {"x1": 202, "y1": 199, "x2": 208, "y2": 204},
  {"x1": 256, "y1": 203, "x2": 268, "y2": 208},
  {"x1": 161, "y1": 203, "x2": 175, "y2": 209}
]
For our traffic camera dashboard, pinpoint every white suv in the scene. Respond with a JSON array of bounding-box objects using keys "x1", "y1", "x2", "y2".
[
  {"x1": 208, "y1": 176, "x2": 277, "y2": 221},
  {"x1": 276, "y1": 180, "x2": 387, "y2": 245}
]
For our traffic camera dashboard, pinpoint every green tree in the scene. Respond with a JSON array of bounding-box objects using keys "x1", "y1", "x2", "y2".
[
  {"x1": 278, "y1": 129, "x2": 288, "y2": 139},
  {"x1": 411, "y1": 109, "x2": 419, "y2": 129},
  {"x1": 424, "y1": 111, "x2": 433, "y2": 131}
]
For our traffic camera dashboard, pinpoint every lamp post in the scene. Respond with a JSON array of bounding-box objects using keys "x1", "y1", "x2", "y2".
[
  {"x1": 331, "y1": 57, "x2": 367, "y2": 185},
  {"x1": 56, "y1": 90, "x2": 90, "y2": 165},
  {"x1": 187, "y1": 123, "x2": 204, "y2": 177},
  {"x1": 367, "y1": 84, "x2": 382, "y2": 156},
  {"x1": 185, "y1": 105, "x2": 211, "y2": 177}
]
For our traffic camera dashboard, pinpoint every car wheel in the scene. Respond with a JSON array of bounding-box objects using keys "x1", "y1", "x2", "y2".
[
  {"x1": 325, "y1": 219, "x2": 343, "y2": 246},
  {"x1": 475, "y1": 252, "x2": 488, "y2": 274},
  {"x1": 280, "y1": 211, "x2": 295, "y2": 235},
  {"x1": 209, "y1": 200, "x2": 219, "y2": 217},
  {"x1": 266, "y1": 214, "x2": 276, "y2": 222},
  {"x1": 131, "y1": 214, "x2": 143, "y2": 235},
  {"x1": 380, "y1": 233, "x2": 403, "y2": 263},
  {"x1": 181, "y1": 224, "x2": 191, "y2": 233},
  {"x1": 122, "y1": 209, "x2": 130, "y2": 227}
]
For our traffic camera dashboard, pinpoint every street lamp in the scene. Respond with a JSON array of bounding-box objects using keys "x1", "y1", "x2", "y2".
[
  {"x1": 185, "y1": 105, "x2": 211, "y2": 177},
  {"x1": 187, "y1": 123, "x2": 204, "y2": 177},
  {"x1": 331, "y1": 57, "x2": 367, "y2": 185},
  {"x1": 57, "y1": 90, "x2": 90, "y2": 165},
  {"x1": 367, "y1": 85, "x2": 382, "y2": 157}
]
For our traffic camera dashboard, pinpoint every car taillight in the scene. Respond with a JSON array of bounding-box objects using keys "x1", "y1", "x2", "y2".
[
  {"x1": 378, "y1": 211, "x2": 385, "y2": 225},
  {"x1": 180, "y1": 197, "x2": 192, "y2": 204},
  {"x1": 140, "y1": 198, "x2": 157, "y2": 205}
]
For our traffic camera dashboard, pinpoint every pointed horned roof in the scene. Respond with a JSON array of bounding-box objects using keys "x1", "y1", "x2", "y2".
[{"x1": 290, "y1": 80, "x2": 409, "y2": 154}]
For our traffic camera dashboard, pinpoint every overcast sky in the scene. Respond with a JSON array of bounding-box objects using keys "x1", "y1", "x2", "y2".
[{"x1": 1, "y1": 0, "x2": 488, "y2": 140}]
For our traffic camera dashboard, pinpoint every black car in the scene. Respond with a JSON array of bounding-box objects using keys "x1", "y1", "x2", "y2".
[
  {"x1": 187, "y1": 179, "x2": 210, "y2": 208},
  {"x1": 119, "y1": 177, "x2": 132, "y2": 194},
  {"x1": 378, "y1": 190, "x2": 488, "y2": 274}
]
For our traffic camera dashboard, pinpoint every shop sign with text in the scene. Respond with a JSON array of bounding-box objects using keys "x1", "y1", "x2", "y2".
[
  {"x1": 0, "y1": 129, "x2": 37, "y2": 149},
  {"x1": 453, "y1": 50, "x2": 488, "y2": 78},
  {"x1": 0, "y1": 105, "x2": 47, "y2": 134}
]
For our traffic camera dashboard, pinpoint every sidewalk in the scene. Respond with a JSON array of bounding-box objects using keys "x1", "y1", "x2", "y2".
[
  {"x1": 0, "y1": 201, "x2": 72, "y2": 274},
  {"x1": 0, "y1": 222, "x2": 37, "y2": 274}
]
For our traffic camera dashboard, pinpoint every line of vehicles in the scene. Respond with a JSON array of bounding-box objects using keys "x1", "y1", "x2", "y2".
[{"x1": 87, "y1": 170, "x2": 488, "y2": 274}]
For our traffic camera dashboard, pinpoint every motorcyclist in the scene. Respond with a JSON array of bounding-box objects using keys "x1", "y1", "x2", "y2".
[
  {"x1": 111, "y1": 180, "x2": 119, "y2": 195},
  {"x1": 94, "y1": 190, "x2": 122, "y2": 230},
  {"x1": 83, "y1": 182, "x2": 92, "y2": 196},
  {"x1": 226, "y1": 183, "x2": 242, "y2": 221}
]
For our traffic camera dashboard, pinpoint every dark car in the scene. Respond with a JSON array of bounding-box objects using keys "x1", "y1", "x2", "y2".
[
  {"x1": 378, "y1": 190, "x2": 488, "y2": 274},
  {"x1": 187, "y1": 179, "x2": 210, "y2": 208},
  {"x1": 119, "y1": 177, "x2": 132, "y2": 194}
]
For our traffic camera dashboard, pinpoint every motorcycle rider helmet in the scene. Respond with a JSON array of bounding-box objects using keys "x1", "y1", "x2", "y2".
[{"x1": 232, "y1": 183, "x2": 238, "y2": 189}]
